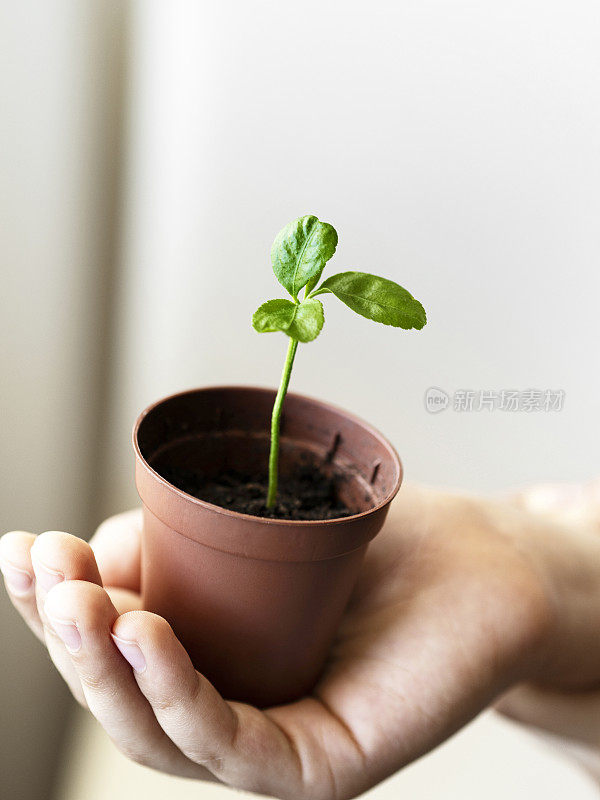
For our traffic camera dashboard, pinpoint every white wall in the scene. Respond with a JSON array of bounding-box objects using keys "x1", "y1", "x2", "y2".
[
  {"x1": 0, "y1": 2, "x2": 125, "y2": 798},
  {"x1": 2, "y1": 1, "x2": 599, "y2": 798},
  {"x1": 103, "y1": 0, "x2": 600, "y2": 519}
]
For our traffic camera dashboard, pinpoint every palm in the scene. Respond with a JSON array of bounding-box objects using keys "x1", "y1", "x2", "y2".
[
  {"x1": 93, "y1": 487, "x2": 544, "y2": 799},
  {"x1": 1, "y1": 486, "x2": 548, "y2": 800},
  {"x1": 268, "y1": 486, "x2": 545, "y2": 798}
]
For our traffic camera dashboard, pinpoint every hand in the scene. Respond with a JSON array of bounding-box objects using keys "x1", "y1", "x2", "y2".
[
  {"x1": 495, "y1": 479, "x2": 600, "y2": 782},
  {"x1": 2, "y1": 485, "x2": 598, "y2": 800}
]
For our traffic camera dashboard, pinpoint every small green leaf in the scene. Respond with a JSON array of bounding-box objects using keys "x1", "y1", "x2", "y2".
[
  {"x1": 271, "y1": 215, "x2": 338, "y2": 299},
  {"x1": 252, "y1": 298, "x2": 324, "y2": 342},
  {"x1": 286, "y1": 298, "x2": 324, "y2": 342},
  {"x1": 252, "y1": 299, "x2": 297, "y2": 333},
  {"x1": 314, "y1": 271, "x2": 427, "y2": 329}
]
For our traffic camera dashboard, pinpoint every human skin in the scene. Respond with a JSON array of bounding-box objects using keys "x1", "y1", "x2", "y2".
[{"x1": 2, "y1": 483, "x2": 600, "y2": 800}]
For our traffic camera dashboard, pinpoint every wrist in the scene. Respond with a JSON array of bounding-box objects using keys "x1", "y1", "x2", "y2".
[{"x1": 488, "y1": 499, "x2": 600, "y2": 690}]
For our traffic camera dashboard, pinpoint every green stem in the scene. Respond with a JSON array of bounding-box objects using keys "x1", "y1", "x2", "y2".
[{"x1": 267, "y1": 336, "x2": 299, "y2": 508}]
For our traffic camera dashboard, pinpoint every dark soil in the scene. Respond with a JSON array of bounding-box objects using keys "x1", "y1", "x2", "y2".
[{"x1": 159, "y1": 464, "x2": 353, "y2": 520}]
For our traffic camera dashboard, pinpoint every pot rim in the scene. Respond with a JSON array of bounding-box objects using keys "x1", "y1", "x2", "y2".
[{"x1": 133, "y1": 385, "x2": 403, "y2": 527}]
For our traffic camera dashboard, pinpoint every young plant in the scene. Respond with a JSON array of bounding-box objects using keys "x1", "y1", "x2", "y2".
[{"x1": 253, "y1": 215, "x2": 427, "y2": 509}]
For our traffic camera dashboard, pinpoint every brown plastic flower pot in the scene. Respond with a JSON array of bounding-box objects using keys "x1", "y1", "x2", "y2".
[{"x1": 133, "y1": 386, "x2": 402, "y2": 707}]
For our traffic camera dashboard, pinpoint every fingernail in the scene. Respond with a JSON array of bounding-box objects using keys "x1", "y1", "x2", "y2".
[
  {"x1": 47, "y1": 614, "x2": 82, "y2": 653},
  {"x1": 111, "y1": 634, "x2": 146, "y2": 673},
  {"x1": 0, "y1": 562, "x2": 33, "y2": 596},
  {"x1": 33, "y1": 560, "x2": 64, "y2": 594}
]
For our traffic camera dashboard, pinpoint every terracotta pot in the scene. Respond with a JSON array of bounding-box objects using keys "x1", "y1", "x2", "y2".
[{"x1": 133, "y1": 386, "x2": 402, "y2": 707}]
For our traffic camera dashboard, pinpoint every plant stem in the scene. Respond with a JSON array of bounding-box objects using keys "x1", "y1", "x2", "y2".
[{"x1": 267, "y1": 336, "x2": 299, "y2": 508}]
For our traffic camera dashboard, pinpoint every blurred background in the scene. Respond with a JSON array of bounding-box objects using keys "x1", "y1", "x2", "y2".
[{"x1": 1, "y1": 1, "x2": 599, "y2": 798}]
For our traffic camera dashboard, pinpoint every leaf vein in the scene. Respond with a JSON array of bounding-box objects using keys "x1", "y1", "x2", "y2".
[{"x1": 291, "y1": 222, "x2": 318, "y2": 296}]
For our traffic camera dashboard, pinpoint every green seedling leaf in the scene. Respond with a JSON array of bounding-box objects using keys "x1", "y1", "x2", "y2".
[
  {"x1": 313, "y1": 271, "x2": 427, "y2": 329},
  {"x1": 252, "y1": 299, "x2": 297, "y2": 333},
  {"x1": 254, "y1": 216, "x2": 428, "y2": 509},
  {"x1": 252, "y1": 298, "x2": 324, "y2": 343},
  {"x1": 286, "y1": 298, "x2": 324, "y2": 342},
  {"x1": 271, "y1": 215, "x2": 338, "y2": 299}
]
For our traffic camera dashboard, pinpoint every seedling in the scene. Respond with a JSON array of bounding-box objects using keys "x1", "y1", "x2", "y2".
[{"x1": 253, "y1": 215, "x2": 427, "y2": 509}]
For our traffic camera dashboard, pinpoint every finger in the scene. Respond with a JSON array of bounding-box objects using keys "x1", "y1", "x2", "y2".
[
  {"x1": 31, "y1": 531, "x2": 103, "y2": 705},
  {"x1": 111, "y1": 611, "x2": 307, "y2": 797},
  {"x1": 90, "y1": 509, "x2": 142, "y2": 592},
  {"x1": 44, "y1": 580, "x2": 210, "y2": 779},
  {"x1": 0, "y1": 531, "x2": 43, "y2": 641}
]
